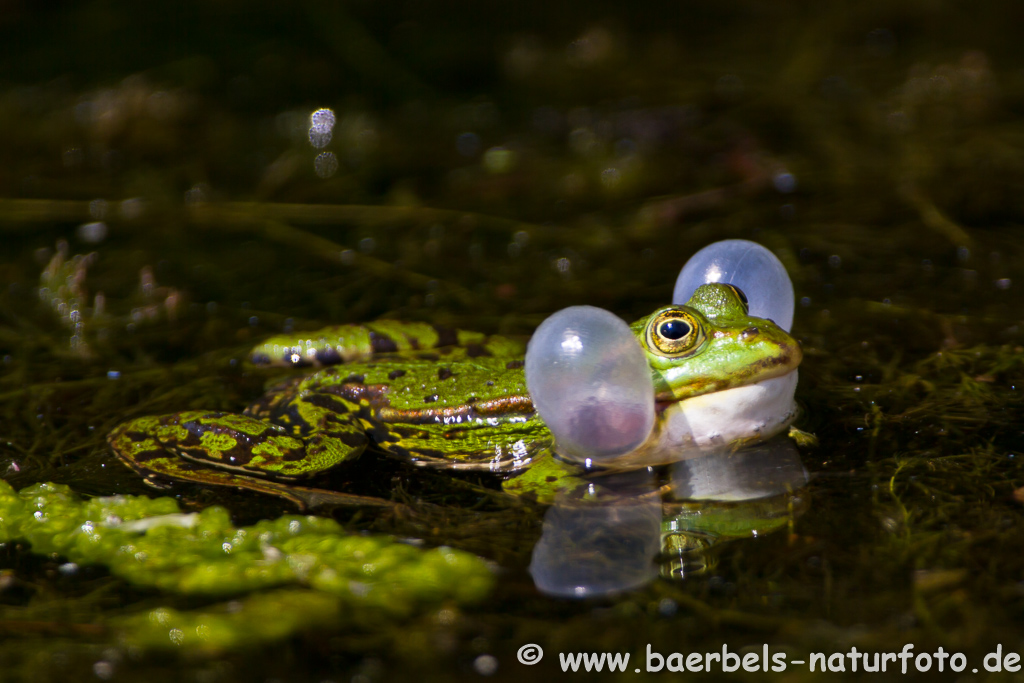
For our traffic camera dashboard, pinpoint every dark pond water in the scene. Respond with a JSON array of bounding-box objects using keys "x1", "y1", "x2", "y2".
[{"x1": 2, "y1": 1, "x2": 1024, "y2": 681}]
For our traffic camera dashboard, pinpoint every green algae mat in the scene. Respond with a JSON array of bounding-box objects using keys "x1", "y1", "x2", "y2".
[{"x1": 0, "y1": 480, "x2": 491, "y2": 654}]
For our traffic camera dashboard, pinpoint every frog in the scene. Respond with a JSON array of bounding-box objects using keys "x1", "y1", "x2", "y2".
[{"x1": 107, "y1": 283, "x2": 802, "y2": 509}]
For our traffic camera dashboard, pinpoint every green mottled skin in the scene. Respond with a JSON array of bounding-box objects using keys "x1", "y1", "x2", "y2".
[{"x1": 108, "y1": 284, "x2": 802, "y2": 507}]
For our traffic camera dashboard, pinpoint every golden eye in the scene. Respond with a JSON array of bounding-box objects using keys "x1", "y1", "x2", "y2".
[
  {"x1": 648, "y1": 309, "x2": 705, "y2": 357},
  {"x1": 724, "y1": 284, "x2": 749, "y2": 312}
]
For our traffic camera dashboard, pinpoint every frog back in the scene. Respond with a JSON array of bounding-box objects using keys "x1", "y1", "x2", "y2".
[
  {"x1": 300, "y1": 357, "x2": 551, "y2": 472},
  {"x1": 251, "y1": 321, "x2": 524, "y2": 367}
]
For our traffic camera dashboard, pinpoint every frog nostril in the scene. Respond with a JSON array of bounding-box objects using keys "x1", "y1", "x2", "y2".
[{"x1": 740, "y1": 326, "x2": 759, "y2": 340}]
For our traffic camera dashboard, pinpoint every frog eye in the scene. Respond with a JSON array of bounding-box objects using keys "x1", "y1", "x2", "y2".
[
  {"x1": 724, "y1": 284, "x2": 749, "y2": 312},
  {"x1": 658, "y1": 319, "x2": 692, "y2": 340},
  {"x1": 648, "y1": 309, "x2": 705, "y2": 357}
]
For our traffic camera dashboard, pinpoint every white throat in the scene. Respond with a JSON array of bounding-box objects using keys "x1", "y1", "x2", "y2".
[{"x1": 654, "y1": 369, "x2": 799, "y2": 455}]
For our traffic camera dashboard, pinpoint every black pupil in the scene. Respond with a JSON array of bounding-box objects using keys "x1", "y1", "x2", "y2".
[
  {"x1": 730, "y1": 285, "x2": 749, "y2": 306},
  {"x1": 659, "y1": 320, "x2": 691, "y2": 340}
]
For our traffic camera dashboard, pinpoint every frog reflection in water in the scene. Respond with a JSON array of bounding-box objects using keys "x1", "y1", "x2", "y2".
[{"x1": 108, "y1": 284, "x2": 802, "y2": 508}]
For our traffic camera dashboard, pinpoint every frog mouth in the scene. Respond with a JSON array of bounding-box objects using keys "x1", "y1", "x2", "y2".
[{"x1": 652, "y1": 357, "x2": 801, "y2": 415}]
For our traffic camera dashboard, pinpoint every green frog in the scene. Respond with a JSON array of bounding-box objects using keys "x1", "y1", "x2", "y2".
[{"x1": 108, "y1": 283, "x2": 802, "y2": 509}]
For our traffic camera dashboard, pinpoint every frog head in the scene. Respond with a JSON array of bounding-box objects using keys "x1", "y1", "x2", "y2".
[{"x1": 630, "y1": 283, "x2": 802, "y2": 402}]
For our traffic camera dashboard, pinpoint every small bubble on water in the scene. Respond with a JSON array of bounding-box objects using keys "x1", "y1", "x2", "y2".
[
  {"x1": 658, "y1": 597, "x2": 678, "y2": 616},
  {"x1": 773, "y1": 171, "x2": 797, "y2": 193},
  {"x1": 600, "y1": 167, "x2": 621, "y2": 189},
  {"x1": 77, "y1": 221, "x2": 108, "y2": 244},
  {"x1": 310, "y1": 108, "x2": 335, "y2": 130},
  {"x1": 308, "y1": 126, "x2": 332, "y2": 148},
  {"x1": 314, "y1": 151, "x2": 338, "y2": 178},
  {"x1": 473, "y1": 654, "x2": 498, "y2": 676},
  {"x1": 308, "y1": 108, "x2": 336, "y2": 148}
]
